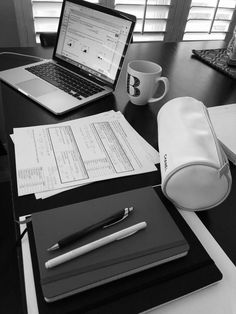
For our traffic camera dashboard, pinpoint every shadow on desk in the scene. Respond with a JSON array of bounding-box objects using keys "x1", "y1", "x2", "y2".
[{"x1": 0, "y1": 182, "x2": 23, "y2": 314}]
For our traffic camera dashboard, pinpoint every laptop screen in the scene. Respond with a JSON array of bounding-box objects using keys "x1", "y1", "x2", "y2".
[{"x1": 55, "y1": 0, "x2": 134, "y2": 86}]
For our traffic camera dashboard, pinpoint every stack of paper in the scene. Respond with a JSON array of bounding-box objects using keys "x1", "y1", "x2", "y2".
[
  {"x1": 208, "y1": 104, "x2": 236, "y2": 165},
  {"x1": 11, "y1": 111, "x2": 159, "y2": 199}
]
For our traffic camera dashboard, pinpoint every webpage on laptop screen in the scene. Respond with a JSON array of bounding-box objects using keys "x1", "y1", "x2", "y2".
[{"x1": 55, "y1": 1, "x2": 132, "y2": 84}]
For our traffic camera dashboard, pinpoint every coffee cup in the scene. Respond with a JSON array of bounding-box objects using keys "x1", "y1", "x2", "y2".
[{"x1": 126, "y1": 60, "x2": 169, "y2": 106}]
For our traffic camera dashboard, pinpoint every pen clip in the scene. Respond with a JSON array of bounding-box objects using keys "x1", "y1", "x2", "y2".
[{"x1": 103, "y1": 207, "x2": 133, "y2": 228}]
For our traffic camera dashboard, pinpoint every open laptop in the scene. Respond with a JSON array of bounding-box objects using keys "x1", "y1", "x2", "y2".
[{"x1": 0, "y1": 0, "x2": 136, "y2": 115}]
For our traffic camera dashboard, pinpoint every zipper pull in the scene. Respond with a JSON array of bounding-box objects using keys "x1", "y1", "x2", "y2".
[{"x1": 218, "y1": 162, "x2": 229, "y2": 178}]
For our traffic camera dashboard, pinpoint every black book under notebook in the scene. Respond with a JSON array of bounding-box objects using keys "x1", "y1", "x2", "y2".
[
  {"x1": 20, "y1": 186, "x2": 222, "y2": 314},
  {"x1": 31, "y1": 186, "x2": 189, "y2": 302}
]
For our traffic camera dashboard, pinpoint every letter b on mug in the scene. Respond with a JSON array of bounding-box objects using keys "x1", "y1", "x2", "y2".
[{"x1": 127, "y1": 60, "x2": 169, "y2": 106}]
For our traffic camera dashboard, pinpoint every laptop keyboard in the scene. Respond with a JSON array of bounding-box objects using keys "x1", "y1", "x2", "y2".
[{"x1": 26, "y1": 62, "x2": 104, "y2": 100}]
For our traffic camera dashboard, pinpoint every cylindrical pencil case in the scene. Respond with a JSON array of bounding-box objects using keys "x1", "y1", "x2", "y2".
[{"x1": 157, "y1": 97, "x2": 232, "y2": 211}]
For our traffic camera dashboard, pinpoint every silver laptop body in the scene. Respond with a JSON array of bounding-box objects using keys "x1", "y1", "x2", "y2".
[{"x1": 0, "y1": 0, "x2": 135, "y2": 115}]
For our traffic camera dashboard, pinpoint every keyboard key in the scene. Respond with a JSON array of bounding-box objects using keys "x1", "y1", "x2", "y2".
[{"x1": 26, "y1": 62, "x2": 104, "y2": 100}]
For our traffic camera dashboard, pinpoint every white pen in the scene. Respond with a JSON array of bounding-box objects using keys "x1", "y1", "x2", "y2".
[{"x1": 45, "y1": 222, "x2": 147, "y2": 269}]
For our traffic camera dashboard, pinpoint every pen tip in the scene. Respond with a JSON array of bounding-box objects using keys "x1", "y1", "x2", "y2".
[{"x1": 129, "y1": 206, "x2": 134, "y2": 212}]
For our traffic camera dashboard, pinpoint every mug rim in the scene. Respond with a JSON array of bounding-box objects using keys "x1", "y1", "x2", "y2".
[{"x1": 128, "y1": 59, "x2": 162, "y2": 74}]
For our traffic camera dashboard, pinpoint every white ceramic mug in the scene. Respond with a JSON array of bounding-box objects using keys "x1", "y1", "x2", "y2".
[{"x1": 127, "y1": 60, "x2": 169, "y2": 106}]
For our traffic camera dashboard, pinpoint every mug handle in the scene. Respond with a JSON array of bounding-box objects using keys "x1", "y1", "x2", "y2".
[{"x1": 148, "y1": 77, "x2": 169, "y2": 103}]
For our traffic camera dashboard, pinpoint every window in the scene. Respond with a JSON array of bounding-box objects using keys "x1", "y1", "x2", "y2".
[
  {"x1": 31, "y1": 0, "x2": 189, "y2": 43},
  {"x1": 183, "y1": 0, "x2": 236, "y2": 41},
  {"x1": 31, "y1": 0, "x2": 99, "y2": 43},
  {"x1": 114, "y1": 0, "x2": 172, "y2": 42},
  {"x1": 15, "y1": 0, "x2": 236, "y2": 45}
]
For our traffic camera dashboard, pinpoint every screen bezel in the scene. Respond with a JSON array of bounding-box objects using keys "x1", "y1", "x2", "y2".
[{"x1": 52, "y1": 0, "x2": 136, "y2": 89}]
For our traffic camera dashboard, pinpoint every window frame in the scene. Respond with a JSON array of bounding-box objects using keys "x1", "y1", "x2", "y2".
[
  {"x1": 224, "y1": 8, "x2": 236, "y2": 42},
  {"x1": 165, "y1": 0, "x2": 191, "y2": 42}
]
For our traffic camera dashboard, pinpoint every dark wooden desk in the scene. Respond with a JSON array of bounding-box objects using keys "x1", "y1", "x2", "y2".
[{"x1": 1, "y1": 41, "x2": 236, "y2": 313}]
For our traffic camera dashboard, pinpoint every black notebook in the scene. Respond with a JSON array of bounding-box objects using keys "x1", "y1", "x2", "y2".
[
  {"x1": 31, "y1": 186, "x2": 189, "y2": 302},
  {"x1": 20, "y1": 186, "x2": 222, "y2": 314}
]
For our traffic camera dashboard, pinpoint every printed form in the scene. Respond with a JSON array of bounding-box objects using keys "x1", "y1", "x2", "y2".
[{"x1": 12, "y1": 111, "x2": 158, "y2": 197}]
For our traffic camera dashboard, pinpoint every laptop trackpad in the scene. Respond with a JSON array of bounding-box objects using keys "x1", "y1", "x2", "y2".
[{"x1": 17, "y1": 78, "x2": 57, "y2": 98}]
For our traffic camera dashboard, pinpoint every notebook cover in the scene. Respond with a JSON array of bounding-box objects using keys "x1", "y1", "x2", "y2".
[
  {"x1": 31, "y1": 186, "x2": 189, "y2": 302},
  {"x1": 24, "y1": 187, "x2": 222, "y2": 314}
]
